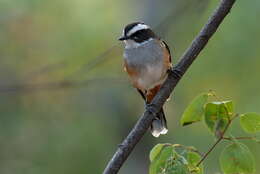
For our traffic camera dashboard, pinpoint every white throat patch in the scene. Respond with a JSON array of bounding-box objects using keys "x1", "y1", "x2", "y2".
[{"x1": 126, "y1": 24, "x2": 150, "y2": 36}]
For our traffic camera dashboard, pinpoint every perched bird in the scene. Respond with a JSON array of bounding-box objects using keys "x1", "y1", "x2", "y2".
[{"x1": 119, "y1": 22, "x2": 172, "y2": 137}]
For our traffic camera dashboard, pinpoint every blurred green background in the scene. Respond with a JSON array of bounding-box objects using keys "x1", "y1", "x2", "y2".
[{"x1": 0, "y1": 0, "x2": 259, "y2": 173}]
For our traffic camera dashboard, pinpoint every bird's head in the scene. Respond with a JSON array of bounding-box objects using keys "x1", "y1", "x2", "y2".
[{"x1": 119, "y1": 22, "x2": 157, "y2": 48}]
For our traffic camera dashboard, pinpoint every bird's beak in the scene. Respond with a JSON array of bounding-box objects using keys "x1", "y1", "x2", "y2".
[{"x1": 118, "y1": 36, "x2": 128, "y2": 41}]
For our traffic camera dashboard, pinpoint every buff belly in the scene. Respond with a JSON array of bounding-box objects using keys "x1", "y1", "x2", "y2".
[{"x1": 134, "y1": 64, "x2": 167, "y2": 90}]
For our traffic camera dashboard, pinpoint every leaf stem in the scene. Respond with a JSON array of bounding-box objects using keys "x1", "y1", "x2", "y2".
[
  {"x1": 196, "y1": 115, "x2": 234, "y2": 167},
  {"x1": 196, "y1": 137, "x2": 222, "y2": 167},
  {"x1": 223, "y1": 136, "x2": 257, "y2": 141}
]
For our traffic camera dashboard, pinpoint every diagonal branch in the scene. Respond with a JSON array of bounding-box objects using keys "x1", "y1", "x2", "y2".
[{"x1": 103, "y1": 0, "x2": 236, "y2": 173}]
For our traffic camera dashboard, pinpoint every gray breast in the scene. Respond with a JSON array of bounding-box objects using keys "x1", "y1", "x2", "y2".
[
  {"x1": 123, "y1": 39, "x2": 166, "y2": 90},
  {"x1": 124, "y1": 39, "x2": 164, "y2": 71}
]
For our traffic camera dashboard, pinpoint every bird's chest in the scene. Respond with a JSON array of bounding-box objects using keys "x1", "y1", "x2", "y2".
[{"x1": 124, "y1": 43, "x2": 166, "y2": 90}]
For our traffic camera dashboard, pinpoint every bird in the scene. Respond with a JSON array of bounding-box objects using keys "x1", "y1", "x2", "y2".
[{"x1": 118, "y1": 22, "x2": 172, "y2": 137}]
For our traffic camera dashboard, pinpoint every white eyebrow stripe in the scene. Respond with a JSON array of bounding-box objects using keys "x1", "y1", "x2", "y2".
[{"x1": 127, "y1": 24, "x2": 150, "y2": 36}]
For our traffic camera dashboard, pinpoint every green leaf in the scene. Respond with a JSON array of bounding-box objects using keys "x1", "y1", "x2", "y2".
[
  {"x1": 150, "y1": 144, "x2": 167, "y2": 162},
  {"x1": 217, "y1": 101, "x2": 234, "y2": 119},
  {"x1": 180, "y1": 93, "x2": 209, "y2": 126},
  {"x1": 164, "y1": 153, "x2": 189, "y2": 174},
  {"x1": 204, "y1": 101, "x2": 233, "y2": 136},
  {"x1": 240, "y1": 113, "x2": 260, "y2": 133},
  {"x1": 149, "y1": 145, "x2": 189, "y2": 174},
  {"x1": 149, "y1": 145, "x2": 174, "y2": 174},
  {"x1": 186, "y1": 151, "x2": 203, "y2": 174},
  {"x1": 204, "y1": 102, "x2": 221, "y2": 132},
  {"x1": 220, "y1": 142, "x2": 255, "y2": 174}
]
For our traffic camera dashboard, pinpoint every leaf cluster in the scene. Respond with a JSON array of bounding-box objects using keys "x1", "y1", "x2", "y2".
[
  {"x1": 149, "y1": 144, "x2": 203, "y2": 174},
  {"x1": 149, "y1": 91, "x2": 260, "y2": 174}
]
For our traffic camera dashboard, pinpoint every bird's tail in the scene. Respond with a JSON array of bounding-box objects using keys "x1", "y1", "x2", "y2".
[{"x1": 150, "y1": 108, "x2": 168, "y2": 137}]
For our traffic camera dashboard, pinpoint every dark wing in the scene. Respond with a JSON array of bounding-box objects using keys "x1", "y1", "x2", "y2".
[
  {"x1": 137, "y1": 89, "x2": 146, "y2": 101},
  {"x1": 161, "y1": 40, "x2": 172, "y2": 65}
]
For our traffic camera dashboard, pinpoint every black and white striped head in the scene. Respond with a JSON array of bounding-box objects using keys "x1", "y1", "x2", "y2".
[{"x1": 119, "y1": 22, "x2": 157, "y2": 48}]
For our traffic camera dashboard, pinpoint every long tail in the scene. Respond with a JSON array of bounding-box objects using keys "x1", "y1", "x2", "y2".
[{"x1": 150, "y1": 108, "x2": 168, "y2": 137}]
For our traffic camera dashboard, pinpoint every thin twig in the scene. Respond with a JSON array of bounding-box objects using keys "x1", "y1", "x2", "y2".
[
  {"x1": 196, "y1": 112, "x2": 241, "y2": 167},
  {"x1": 223, "y1": 136, "x2": 257, "y2": 141},
  {"x1": 196, "y1": 111, "x2": 239, "y2": 166},
  {"x1": 195, "y1": 93, "x2": 241, "y2": 166},
  {"x1": 103, "y1": 0, "x2": 236, "y2": 173},
  {"x1": 196, "y1": 118, "x2": 232, "y2": 167}
]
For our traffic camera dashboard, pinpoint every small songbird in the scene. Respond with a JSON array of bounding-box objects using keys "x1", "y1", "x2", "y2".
[{"x1": 119, "y1": 22, "x2": 172, "y2": 137}]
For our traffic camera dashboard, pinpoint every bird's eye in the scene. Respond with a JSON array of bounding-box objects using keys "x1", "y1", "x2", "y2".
[{"x1": 134, "y1": 36, "x2": 138, "y2": 39}]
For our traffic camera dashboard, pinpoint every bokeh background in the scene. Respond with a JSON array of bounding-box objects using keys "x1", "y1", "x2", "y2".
[{"x1": 0, "y1": 0, "x2": 259, "y2": 173}]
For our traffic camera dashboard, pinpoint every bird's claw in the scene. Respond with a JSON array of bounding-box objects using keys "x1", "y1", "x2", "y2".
[
  {"x1": 145, "y1": 103, "x2": 157, "y2": 116},
  {"x1": 168, "y1": 68, "x2": 182, "y2": 79}
]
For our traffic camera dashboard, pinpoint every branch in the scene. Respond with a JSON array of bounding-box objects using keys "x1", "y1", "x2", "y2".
[{"x1": 103, "y1": 0, "x2": 236, "y2": 173}]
